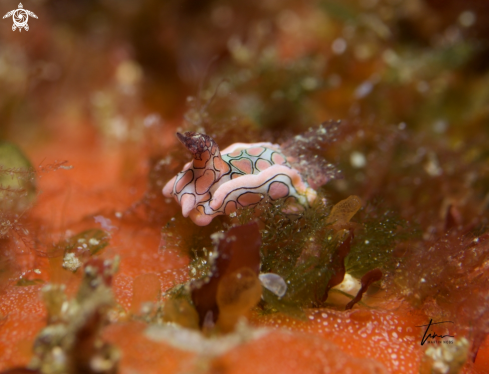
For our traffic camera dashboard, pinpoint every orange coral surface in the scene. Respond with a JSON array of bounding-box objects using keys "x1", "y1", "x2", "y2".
[{"x1": 1, "y1": 126, "x2": 488, "y2": 374}]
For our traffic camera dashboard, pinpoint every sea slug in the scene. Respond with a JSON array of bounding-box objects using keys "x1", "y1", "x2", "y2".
[{"x1": 163, "y1": 132, "x2": 317, "y2": 226}]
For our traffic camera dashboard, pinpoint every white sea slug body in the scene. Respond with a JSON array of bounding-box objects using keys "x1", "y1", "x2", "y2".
[{"x1": 163, "y1": 132, "x2": 317, "y2": 226}]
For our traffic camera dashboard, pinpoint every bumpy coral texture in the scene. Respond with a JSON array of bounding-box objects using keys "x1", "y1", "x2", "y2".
[{"x1": 163, "y1": 132, "x2": 317, "y2": 225}]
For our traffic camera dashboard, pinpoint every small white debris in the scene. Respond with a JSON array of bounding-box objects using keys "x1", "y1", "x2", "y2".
[
  {"x1": 424, "y1": 152, "x2": 443, "y2": 177},
  {"x1": 350, "y1": 151, "x2": 367, "y2": 168},
  {"x1": 332, "y1": 273, "x2": 361, "y2": 294},
  {"x1": 382, "y1": 49, "x2": 399, "y2": 66},
  {"x1": 433, "y1": 120, "x2": 448, "y2": 134},
  {"x1": 144, "y1": 113, "x2": 161, "y2": 127},
  {"x1": 259, "y1": 273, "x2": 287, "y2": 298},
  {"x1": 458, "y1": 11, "x2": 476, "y2": 28},
  {"x1": 301, "y1": 77, "x2": 318, "y2": 91},
  {"x1": 88, "y1": 238, "x2": 100, "y2": 246},
  {"x1": 424, "y1": 338, "x2": 469, "y2": 374},
  {"x1": 354, "y1": 81, "x2": 374, "y2": 99},
  {"x1": 94, "y1": 215, "x2": 118, "y2": 232},
  {"x1": 211, "y1": 231, "x2": 226, "y2": 242},
  {"x1": 332, "y1": 38, "x2": 347, "y2": 55},
  {"x1": 62, "y1": 253, "x2": 82, "y2": 272}
]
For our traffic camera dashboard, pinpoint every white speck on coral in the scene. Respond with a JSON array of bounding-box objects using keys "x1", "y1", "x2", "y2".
[
  {"x1": 89, "y1": 238, "x2": 100, "y2": 246},
  {"x1": 62, "y1": 253, "x2": 82, "y2": 272},
  {"x1": 94, "y1": 215, "x2": 118, "y2": 232}
]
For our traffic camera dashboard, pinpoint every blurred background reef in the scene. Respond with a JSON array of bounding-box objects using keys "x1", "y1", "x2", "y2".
[{"x1": 0, "y1": 0, "x2": 489, "y2": 373}]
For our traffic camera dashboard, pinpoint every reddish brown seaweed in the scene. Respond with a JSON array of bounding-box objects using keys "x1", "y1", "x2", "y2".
[
  {"x1": 321, "y1": 230, "x2": 353, "y2": 303},
  {"x1": 345, "y1": 268, "x2": 383, "y2": 310},
  {"x1": 191, "y1": 222, "x2": 261, "y2": 325}
]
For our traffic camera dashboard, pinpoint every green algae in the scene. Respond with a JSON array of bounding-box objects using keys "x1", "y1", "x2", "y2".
[
  {"x1": 0, "y1": 141, "x2": 36, "y2": 212},
  {"x1": 16, "y1": 278, "x2": 45, "y2": 286},
  {"x1": 346, "y1": 204, "x2": 416, "y2": 279}
]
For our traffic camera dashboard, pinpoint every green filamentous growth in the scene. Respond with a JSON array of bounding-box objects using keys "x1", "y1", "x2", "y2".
[{"x1": 0, "y1": 141, "x2": 36, "y2": 214}]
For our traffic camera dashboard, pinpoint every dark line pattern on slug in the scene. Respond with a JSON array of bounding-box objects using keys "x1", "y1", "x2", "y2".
[
  {"x1": 175, "y1": 169, "x2": 194, "y2": 194},
  {"x1": 163, "y1": 132, "x2": 317, "y2": 226},
  {"x1": 207, "y1": 172, "x2": 301, "y2": 212}
]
